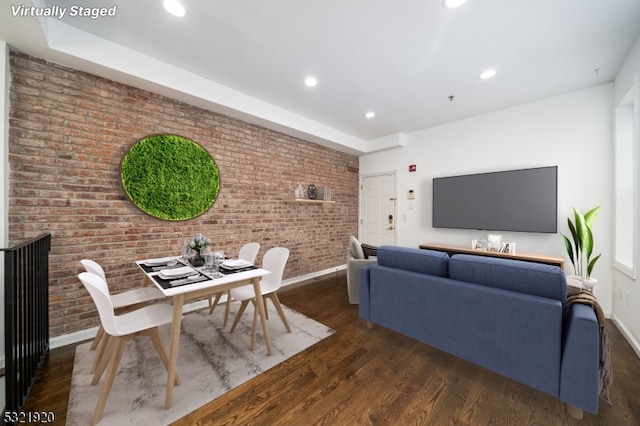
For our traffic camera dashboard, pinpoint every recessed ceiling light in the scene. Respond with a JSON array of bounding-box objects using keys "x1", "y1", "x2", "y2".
[
  {"x1": 163, "y1": 0, "x2": 186, "y2": 17},
  {"x1": 304, "y1": 77, "x2": 318, "y2": 87},
  {"x1": 479, "y1": 69, "x2": 497, "y2": 80},
  {"x1": 365, "y1": 111, "x2": 375, "y2": 119},
  {"x1": 443, "y1": 0, "x2": 467, "y2": 8}
]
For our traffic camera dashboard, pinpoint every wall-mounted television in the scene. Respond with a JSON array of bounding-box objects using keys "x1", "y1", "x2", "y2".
[{"x1": 432, "y1": 166, "x2": 558, "y2": 233}]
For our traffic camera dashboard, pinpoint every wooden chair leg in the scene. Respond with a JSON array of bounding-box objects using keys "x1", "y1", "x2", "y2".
[
  {"x1": 148, "y1": 328, "x2": 181, "y2": 386},
  {"x1": 91, "y1": 331, "x2": 110, "y2": 374},
  {"x1": 250, "y1": 300, "x2": 258, "y2": 351},
  {"x1": 208, "y1": 292, "x2": 223, "y2": 315},
  {"x1": 269, "y1": 293, "x2": 291, "y2": 333},
  {"x1": 90, "y1": 325, "x2": 104, "y2": 350},
  {"x1": 91, "y1": 335, "x2": 114, "y2": 385},
  {"x1": 223, "y1": 292, "x2": 232, "y2": 327},
  {"x1": 91, "y1": 337, "x2": 126, "y2": 426},
  {"x1": 230, "y1": 300, "x2": 250, "y2": 332}
]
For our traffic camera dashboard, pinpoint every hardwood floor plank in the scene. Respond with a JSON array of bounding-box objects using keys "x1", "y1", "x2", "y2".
[{"x1": 21, "y1": 271, "x2": 640, "y2": 425}]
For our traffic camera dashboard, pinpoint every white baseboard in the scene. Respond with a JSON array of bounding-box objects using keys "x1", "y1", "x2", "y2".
[
  {"x1": 611, "y1": 314, "x2": 640, "y2": 359},
  {"x1": 50, "y1": 265, "x2": 347, "y2": 350}
]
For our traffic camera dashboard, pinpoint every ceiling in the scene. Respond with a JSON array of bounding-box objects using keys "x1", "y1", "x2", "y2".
[{"x1": 1, "y1": 0, "x2": 639, "y2": 154}]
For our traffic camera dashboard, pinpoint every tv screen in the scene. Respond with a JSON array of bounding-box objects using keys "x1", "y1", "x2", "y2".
[{"x1": 432, "y1": 166, "x2": 557, "y2": 233}]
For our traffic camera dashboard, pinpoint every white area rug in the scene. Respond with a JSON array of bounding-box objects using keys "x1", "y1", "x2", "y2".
[{"x1": 66, "y1": 302, "x2": 334, "y2": 425}]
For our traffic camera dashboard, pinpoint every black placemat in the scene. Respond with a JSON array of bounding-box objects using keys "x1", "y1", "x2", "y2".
[
  {"x1": 139, "y1": 260, "x2": 186, "y2": 274},
  {"x1": 150, "y1": 269, "x2": 209, "y2": 289},
  {"x1": 219, "y1": 265, "x2": 257, "y2": 275}
]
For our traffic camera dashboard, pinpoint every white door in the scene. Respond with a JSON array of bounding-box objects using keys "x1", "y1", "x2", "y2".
[{"x1": 359, "y1": 173, "x2": 396, "y2": 246}]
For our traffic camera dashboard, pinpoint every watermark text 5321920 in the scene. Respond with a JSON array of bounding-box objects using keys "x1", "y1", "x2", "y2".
[{"x1": 11, "y1": 4, "x2": 117, "y2": 20}]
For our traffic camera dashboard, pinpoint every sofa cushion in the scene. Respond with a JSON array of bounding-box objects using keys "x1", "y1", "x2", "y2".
[
  {"x1": 449, "y1": 254, "x2": 566, "y2": 302},
  {"x1": 349, "y1": 236, "x2": 365, "y2": 259},
  {"x1": 377, "y1": 246, "x2": 449, "y2": 277}
]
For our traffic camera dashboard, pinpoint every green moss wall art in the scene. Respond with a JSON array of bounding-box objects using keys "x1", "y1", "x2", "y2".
[{"x1": 120, "y1": 134, "x2": 220, "y2": 221}]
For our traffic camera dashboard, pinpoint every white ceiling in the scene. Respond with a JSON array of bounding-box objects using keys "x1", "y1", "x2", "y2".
[{"x1": 1, "y1": 0, "x2": 639, "y2": 154}]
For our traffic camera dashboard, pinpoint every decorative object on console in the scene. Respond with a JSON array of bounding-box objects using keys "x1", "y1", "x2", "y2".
[
  {"x1": 497, "y1": 241, "x2": 516, "y2": 254},
  {"x1": 294, "y1": 183, "x2": 304, "y2": 199},
  {"x1": 475, "y1": 233, "x2": 489, "y2": 251},
  {"x1": 561, "y1": 206, "x2": 601, "y2": 289},
  {"x1": 487, "y1": 234, "x2": 503, "y2": 251}
]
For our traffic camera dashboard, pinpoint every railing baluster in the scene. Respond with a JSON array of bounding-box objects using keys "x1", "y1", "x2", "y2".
[{"x1": 2, "y1": 233, "x2": 51, "y2": 420}]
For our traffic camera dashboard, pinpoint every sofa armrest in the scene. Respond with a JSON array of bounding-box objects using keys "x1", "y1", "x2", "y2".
[
  {"x1": 347, "y1": 258, "x2": 377, "y2": 304},
  {"x1": 560, "y1": 303, "x2": 600, "y2": 414}
]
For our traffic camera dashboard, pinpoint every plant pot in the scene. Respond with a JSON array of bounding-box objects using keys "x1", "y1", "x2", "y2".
[
  {"x1": 580, "y1": 277, "x2": 597, "y2": 291},
  {"x1": 567, "y1": 275, "x2": 597, "y2": 292}
]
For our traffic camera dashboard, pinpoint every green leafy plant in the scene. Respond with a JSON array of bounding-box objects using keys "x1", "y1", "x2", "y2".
[
  {"x1": 120, "y1": 134, "x2": 220, "y2": 221},
  {"x1": 561, "y1": 206, "x2": 601, "y2": 279}
]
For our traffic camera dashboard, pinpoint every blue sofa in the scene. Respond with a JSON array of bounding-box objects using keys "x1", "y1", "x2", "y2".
[{"x1": 359, "y1": 246, "x2": 601, "y2": 417}]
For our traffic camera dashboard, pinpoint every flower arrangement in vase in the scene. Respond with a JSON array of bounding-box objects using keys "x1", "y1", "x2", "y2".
[{"x1": 186, "y1": 233, "x2": 211, "y2": 267}]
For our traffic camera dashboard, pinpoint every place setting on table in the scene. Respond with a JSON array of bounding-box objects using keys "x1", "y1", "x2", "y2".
[
  {"x1": 138, "y1": 243, "x2": 256, "y2": 290},
  {"x1": 133, "y1": 233, "x2": 277, "y2": 410}
]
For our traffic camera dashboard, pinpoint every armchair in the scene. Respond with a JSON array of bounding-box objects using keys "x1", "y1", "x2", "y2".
[{"x1": 346, "y1": 236, "x2": 377, "y2": 304}]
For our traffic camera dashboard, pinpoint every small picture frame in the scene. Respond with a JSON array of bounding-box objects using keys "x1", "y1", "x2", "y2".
[
  {"x1": 498, "y1": 242, "x2": 516, "y2": 254},
  {"x1": 487, "y1": 234, "x2": 503, "y2": 251}
]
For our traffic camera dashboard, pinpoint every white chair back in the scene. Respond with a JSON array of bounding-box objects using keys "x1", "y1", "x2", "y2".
[
  {"x1": 238, "y1": 242, "x2": 260, "y2": 264},
  {"x1": 260, "y1": 247, "x2": 289, "y2": 294},
  {"x1": 78, "y1": 272, "x2": 119, "y2": 337},
  {"x1": 81, "y1": 259, "x2": 107, "y2": 280}
]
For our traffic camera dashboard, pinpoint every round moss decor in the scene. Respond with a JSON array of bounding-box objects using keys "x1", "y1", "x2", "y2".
[{"x1": 120, "y1": 134, "x2": 220, "y2": 221}]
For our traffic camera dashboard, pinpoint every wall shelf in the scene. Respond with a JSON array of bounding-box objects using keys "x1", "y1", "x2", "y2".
[{"x1": 291, "y1": 199, "x2": 336, "y2": 204}]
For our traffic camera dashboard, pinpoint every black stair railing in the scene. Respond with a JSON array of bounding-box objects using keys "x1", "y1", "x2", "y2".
[{"x1": 2, "y1": 233, "x2": 51, "y2": 418}]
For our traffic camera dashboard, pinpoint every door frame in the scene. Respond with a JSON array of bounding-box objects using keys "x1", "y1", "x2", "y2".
[{"x1": 358, "y1": 170, "x2": 398, "y2": 245}]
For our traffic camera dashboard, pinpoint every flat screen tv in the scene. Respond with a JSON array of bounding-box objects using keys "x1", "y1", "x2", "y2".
[{"x1": 432, "y1": 166, "x2": 557, "y2": 233}]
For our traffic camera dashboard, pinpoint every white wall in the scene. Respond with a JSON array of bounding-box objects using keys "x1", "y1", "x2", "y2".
[
  {"x1": 612, "y1": 34, "x2": 640, "y2": 357},
  {"x1": 360, "y1": 84, "x2": 614, "y2": 314}
]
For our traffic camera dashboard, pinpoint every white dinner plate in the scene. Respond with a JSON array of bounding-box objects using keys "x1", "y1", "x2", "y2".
[
  {"x1": 221, "y1": 259, "x2": 252, "y2": 269},
  {"x1": 158, "y1": 266, "x2": 195, "y2": 279},
  {"x1": 144, "y1": 257, "x2": 175, "y2": 266}
]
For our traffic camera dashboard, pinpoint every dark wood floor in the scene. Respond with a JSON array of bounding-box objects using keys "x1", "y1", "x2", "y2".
[{"x1": 24, "y1": 271, "x2": 640, "y2": 425}]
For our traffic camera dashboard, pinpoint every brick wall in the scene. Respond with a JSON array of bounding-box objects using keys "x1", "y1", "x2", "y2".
[{"x1": 8, "y1": 51, "x2": 359, "y2": 337}]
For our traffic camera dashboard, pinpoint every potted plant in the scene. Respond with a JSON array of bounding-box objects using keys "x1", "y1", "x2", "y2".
[{"x1": 561, "y1": 206, "x2": 601, "y2": 289}]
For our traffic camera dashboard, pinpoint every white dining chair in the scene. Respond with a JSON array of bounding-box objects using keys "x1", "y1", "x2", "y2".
[
  {"x1": 80, "y1": 259, "x2": 164, "y2": 373},
  {"x1": 229, "y1": 247, "x2": 291, "y2": 351},
  {"x1": 77, "y1": 272, "x2": 180, "y2": 426},
  {"x1": 208, "y1": 242, "x2": 260, "y2": 326}
]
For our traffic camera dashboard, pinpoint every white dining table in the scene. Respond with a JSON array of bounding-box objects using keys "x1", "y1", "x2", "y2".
[{"x1": 135, "y1": 257, "x2": 271, "y2": 409}]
